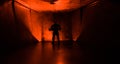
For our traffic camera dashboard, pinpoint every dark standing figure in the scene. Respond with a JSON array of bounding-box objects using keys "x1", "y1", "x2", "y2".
[{"x1": 49, "y1": 23, "x2": 61, "y2": 45}]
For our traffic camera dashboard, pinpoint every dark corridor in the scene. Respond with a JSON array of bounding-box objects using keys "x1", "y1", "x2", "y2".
[{"x1": 0, "y1": 0, "x2": 118, "y2": 64}]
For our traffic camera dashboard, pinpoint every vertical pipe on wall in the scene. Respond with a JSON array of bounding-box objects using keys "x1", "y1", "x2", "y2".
[
  {"x1": 12, "y1": 0, "x2": 17, "y2": 25},
  {"x1": 11, "y1": 0, "x2": 19, "y2": 40}
]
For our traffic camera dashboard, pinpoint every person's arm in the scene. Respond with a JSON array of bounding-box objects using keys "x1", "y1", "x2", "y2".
[
  {"x1": 49, "y1": 26, "x2": 52, "y2": 31},
  {"x1": 49, "y1": 25, "x2": 54, "y2": 31}
]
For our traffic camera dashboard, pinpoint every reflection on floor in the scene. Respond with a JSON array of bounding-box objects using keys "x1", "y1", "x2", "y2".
[{"x1": 1, "y1": 42, "x2": 106, "y2": 64}]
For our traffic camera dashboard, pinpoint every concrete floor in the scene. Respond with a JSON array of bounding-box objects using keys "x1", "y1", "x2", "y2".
[{"x1": 1, "y1": 42, "x2": 106, "y2": 64}]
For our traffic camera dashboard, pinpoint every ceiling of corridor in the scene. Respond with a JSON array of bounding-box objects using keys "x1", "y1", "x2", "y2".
[{"x1": 15, "y1": 0, "x2": 96, "y2": 12}]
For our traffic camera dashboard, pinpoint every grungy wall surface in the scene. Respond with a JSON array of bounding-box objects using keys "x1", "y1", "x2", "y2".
[
  {"x1": 1, "y1": 0, "x2": 118, "y2": 45},
  {"x1": 14, "y1": 2, "x2": 82, "y2": 41},
  {"x1": 77, "y1": 0, "x2": 119, "y2": 44},
  {"x1": 0, "y1": 0, "x2": 82, "y2": 43}
]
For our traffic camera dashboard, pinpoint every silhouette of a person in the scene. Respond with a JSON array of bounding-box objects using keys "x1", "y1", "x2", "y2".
[{"x1": 49, "y1": 23, "x2": 61, "y2": 44}]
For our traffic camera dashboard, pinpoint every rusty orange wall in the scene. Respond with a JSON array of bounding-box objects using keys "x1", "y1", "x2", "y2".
[
  {"x1": 15, "y1": 4, "x2": 55, "y2": 41},
  {"x1": 14, "y1": 2, "x2": 82, "y2": 41}
]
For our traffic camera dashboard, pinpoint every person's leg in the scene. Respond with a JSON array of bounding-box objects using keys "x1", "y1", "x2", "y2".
[
  {"x1": 52, "y1": 33, "x2": 55, "y2": 44},
  {"x1": 57, "y1": 33, "x2": 60, "y2": 45}
]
